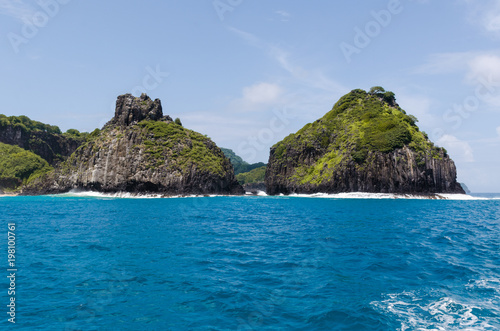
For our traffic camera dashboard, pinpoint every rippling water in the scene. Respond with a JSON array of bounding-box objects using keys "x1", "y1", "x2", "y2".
[{"x1": 1, "y1": 195, "x2": 499, "y2": 330}]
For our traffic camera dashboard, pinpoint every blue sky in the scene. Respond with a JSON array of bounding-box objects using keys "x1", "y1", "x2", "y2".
[{"x1": 1, "y1": 0, "x2": 500, "y2": 192}]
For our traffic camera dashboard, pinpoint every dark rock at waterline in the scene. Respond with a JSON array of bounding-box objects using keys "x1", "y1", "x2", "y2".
[
  {"x1": 265, "y1": 88, "x2": 465, "y2": 195},
  {"x1": 243, "y1": 182, "x2": 266, "y2": 194},
  {"x1": 24, "y1": 94, "x2": 244, "y2": 196}
]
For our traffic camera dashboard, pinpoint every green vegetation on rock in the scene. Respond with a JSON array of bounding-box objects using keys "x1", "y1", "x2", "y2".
[
  {"x1": 5, "y1": 93, "x2": 243, "y2": 195},
  {"x1": 138, "y1": 120, "x2": 227, "y2": 175},
  {"x1": 0, "y1": 142, "x2": 53, "y2": 190},
  {"x1": 272, "y1": 88, "x2": 446, "y2": 186},
  {"x1": 236, "y1": 166, "x2": 266, "y2": 185},
  {"x1": 63, "y1": 128, "x2": 89, "y2": 140},
  {"x1": 220, "y1": 148, "x2": 266, "y2": 174},
  {"x1": 0, "y1": 114, "x2": 62, "y2": 134}
]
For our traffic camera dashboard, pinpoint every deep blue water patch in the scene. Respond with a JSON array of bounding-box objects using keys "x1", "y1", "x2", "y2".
[{"x1": 1, "y1": 195, "x2": 499, "y2": 330}]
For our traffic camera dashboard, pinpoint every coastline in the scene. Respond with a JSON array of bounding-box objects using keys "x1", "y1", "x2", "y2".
[
  {"x1": 0, "y1": 193, "x2": 19, "y2": 197},
  {"x1": 4, "y1": 190, "x2": 498, "y2": 200}
]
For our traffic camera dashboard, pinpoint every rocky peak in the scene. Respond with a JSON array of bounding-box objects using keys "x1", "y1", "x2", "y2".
[
  {"x1": 112, "y1": 93, "x2": 166, "y2": 127},
  {"x1": 265, "y1": 88, "x2": 465, "y2": 195}
]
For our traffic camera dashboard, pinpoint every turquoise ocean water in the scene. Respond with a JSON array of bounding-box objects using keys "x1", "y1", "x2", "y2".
[{"x1": 1, "y1": 194, "x2": 500, "y2": 330}]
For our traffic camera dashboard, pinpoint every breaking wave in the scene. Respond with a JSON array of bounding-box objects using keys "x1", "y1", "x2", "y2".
[
  {"x1": 48, "y1": 190, "x2": 226, "y2": 199},
  {"x1": 287, "y1": 192, "x2": 500, "y2": 200},
  {"x1": 372, "y1": 280, "x2": 500, "y2": 330},
  {"x1": 44, "y1": 190, "x2": 500, "y2": 200}
]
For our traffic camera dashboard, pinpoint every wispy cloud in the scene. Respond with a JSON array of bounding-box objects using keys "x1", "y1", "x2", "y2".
[
  {"x1": 437, "y1": 134, "x2": 475, "y2": 163},
  {"x1": 465, "y1": 53, "x2": 500, "y2": 82},
  {"x1": 464, "y1": 0, "x2": 500, "y2": 36},
  {"x1": 269, "y1": 46, "x2": 346, "y2": 93},
  {"x1": 228, "y1": 26, "x2": 347, "y2": 95},
  {"x1": 242, "y1": 82, "x2": 284, "y2": 105},
  {"x1": 396, "y1": 93, "x2": 436, "y2": 127},
  {"x1": 227, "y1": 26, "x2": 261, "y2": 47},
  {"x1": 183, "y1": 27, "x2": 350, "y2": 161},
  {"x1": 227, "y1": 82, "x2": 286, "y2": 112},
  {"x1": 415, "y1": 51, "x2": 500, "y2": 107},
  {"x1": 275, "y1": 10, "x2": 291, "y2": 22},
  {"x1": 466, "y1": 53, "x2": 500, "y2": 107},
  {"x1": 0, "y1": 0, "x2": 36, "y2": 21},
  {"x1": 414, "y1": 51, "x2": 478, "y2": 75}
]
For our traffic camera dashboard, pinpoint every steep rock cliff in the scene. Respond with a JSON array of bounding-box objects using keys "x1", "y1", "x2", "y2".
[
  {"x1": 24, "y1": 94, "x2": 244, "y2": 195},
  {"x1": 265, "y1": 88, "x2": 464, "y2": 195},
  {"x1": 0, "y1": 116, "x2": 82, "y2": 165}
]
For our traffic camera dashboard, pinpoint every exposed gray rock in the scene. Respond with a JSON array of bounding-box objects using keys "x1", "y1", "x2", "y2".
[
  {"x1": 266, "y1": 146, "x2": 463, "y2": 195},
  {"x1": 265, "y1": 89, "x2": 465, "y2": 195},
  {"x1": 110, "y1": 93, "x2": 167, "y2": 127},
  {"x1": 24, "y1": 94, "x2": 244, "y2": 196},
  {"x1": 0, "y1": 125, "x2": 81, "y2": 165}
]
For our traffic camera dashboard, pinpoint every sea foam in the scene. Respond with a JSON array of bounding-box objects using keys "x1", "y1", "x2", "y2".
[
  {"x1": 48, "y1": 190, "x2": 499, "y2": 200},
  {"x1": 287, "y1": 192, "x2": 495, "y2": 200},
  {"x1": 372, "y1": 285, "x2": 500, "y2": 331},
  {"x1": 49, "y1": 190, "x2": 223, "y2": 199}
]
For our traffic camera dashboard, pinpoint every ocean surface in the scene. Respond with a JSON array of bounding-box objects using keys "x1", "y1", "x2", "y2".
[{"x1": 1, "y1": 193, "x2": 500, "y2": 330}]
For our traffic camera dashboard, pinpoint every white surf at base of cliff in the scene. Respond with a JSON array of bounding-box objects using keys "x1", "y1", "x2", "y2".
[
  {"x1": 44, "y1": 190, "x2": 499, "y2": 200},
  {"x1": 48, "y1": 190, "x2": 230, "y2": 199},
  {"x1": 286, "y1": 192, "x2": 498, "y2": 200}
]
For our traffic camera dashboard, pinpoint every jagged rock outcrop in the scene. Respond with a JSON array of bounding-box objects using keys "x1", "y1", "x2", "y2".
[
  {"x1": 111, "y1": 93, "x2": 164, "y2": 127},
  {"x1": 265, "y1": 88, "x2": 465, "y2": 195},
  {"x1": 0, "y1": 124, "x2": 81, "y2": 165},
  {"x1": 24, "y1": 94, "x2": 244, "y2": 196}
]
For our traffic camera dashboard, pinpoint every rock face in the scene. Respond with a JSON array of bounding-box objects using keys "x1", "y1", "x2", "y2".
[
  {"x1": 24, "y1": 94, "x2": 244, "y2": 195},
  {"x1": 0, "y1": 124, "x2": 81, "y2": 165},
  {"x1": 265, "y1": 88, "x2": 465, "y2": 195},
  {"x1": 111, "y1": 93, "x2": 164, "y2": 127}
]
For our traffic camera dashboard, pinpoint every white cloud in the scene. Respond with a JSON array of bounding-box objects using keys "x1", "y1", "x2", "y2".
[
  {"x1": 437, "y1": 134, "x2": 474, "y2": 163},
  {"x1": 276, "y1": 10, "x2": 290, "y2": 17},
  {"x1": 414, "y1": 52, "x2": 477, "y2": 75},
  {"x1": 195, "y1": 27, "x2": 351, "y2": 161},
  {"x1": 0, "y1": 0, "x2": 36, "y2": 21},
  {"x1": 396, "y1": 94, "x2": 435, "y2": 127},
  {"x1": 466, "y1": 54, "x2": 500, "y2": 107},
  {"x1": 227, "y1": 27, "x2": 261, "y2": 48},
  {"x1": 275, "y1": 10, "x2": 291, "y2": 21},
  {"x1": 416, "y1": 52, "x2": 500, "y2": 107},
  {"x1": 466, "y1": 54, "x2": 500, "y2": 82},
  {"x1": 228, "y1": 27, "x2": 347, "y2": 94},
  {"x1": 415, "y1": 51, "x2": 500, "y2": 80},
  {"x1": 464, "y1": 0, "x2": 500, "y2": 35},
  {"x1": 228, "y1": 82, "x2": 286, "y2": 112},
  {"x1": 242, "y1": 82, "x2": 283, "y2": 104},
  {"x1": 270, "y1": 46, "x2": 346, "y2": 93}
]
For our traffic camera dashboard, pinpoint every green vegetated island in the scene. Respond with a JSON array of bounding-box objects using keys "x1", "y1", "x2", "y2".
[{"x1": 0, "y1": 87, "x2": 465, "y2": 196}]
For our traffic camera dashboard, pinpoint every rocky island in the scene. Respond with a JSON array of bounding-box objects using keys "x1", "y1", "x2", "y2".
[
  {"x1": 22, "y1": 94, "x2": 243, "y2": 196},
  {"x1": 1, "y1": 88, "x2": 466, "y2": 197},
  {"x1": 265, "y1": 87, "x2": 465, "y2": 195}
]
